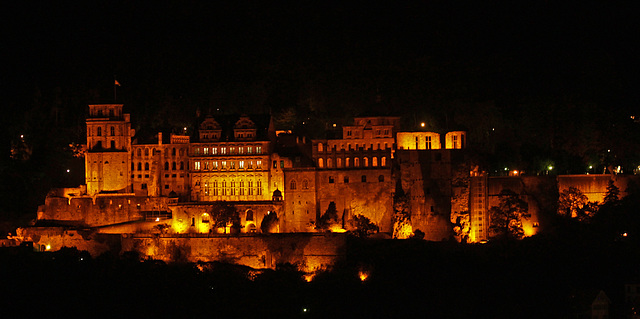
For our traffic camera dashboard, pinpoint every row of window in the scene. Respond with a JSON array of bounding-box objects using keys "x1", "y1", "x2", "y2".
[
  {"x1": 132, "y1": 161, "x2": 187, "y2": 171},
  {"x1": 91, "y1": 126, "x2": 118, "y2": 137},
  {"x1": 317, "y1": 156, "x2": 386, "y2": 168},
  {"x1": 199, "y1": 180, "x2": 263, "y2": 196},
  {"x1": 194, "y1": 145, "x2": 263, "y2": 156},
  {"x1": 317, "y1": 142, "x2": 390, "y2": 152},
  {"x1": 322, "y1": 174, "x2": 385, "y2": 185},
  {"x1": 345, "y1": 128, "x2": 390, "y2": 138},
  {"x1": 133, "y1": 147, "x2": 187, "y2": 158},
  {"x1": 193, "y1": 160, "x2": 262, "y2": 171}
]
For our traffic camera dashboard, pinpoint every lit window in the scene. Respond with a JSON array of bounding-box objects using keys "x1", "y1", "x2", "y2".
[
  {"x1": 256, "y1": 146, "x2": 262, "y2": 154},
  {"x1": 204, "y1": 147, "x2": 209, "y2": 155},
  {"x1": 256, "y1": 160, "x2": 262, "y2": 168},
  {"x1": 194, "y1": 161, "x2": 201, "y2": 170},
  {"x1": 372, "y1": 157, "x2": 378, "y2": 167},
  {"x1": 212, "y1": 147, "x2": 217, "y2": 155},
  {"x1": 239, "y1": 160, "x2": 245, "y2": 169},
  {"x1": 247, "y1": 146, "x2": 253, "y2": 154},
  {"x1": 381, "y1": 157, "x2": 386, "y2": 166},
  {"x1": 221, "y1": 147, "x2": 227, "y2": 154},
  {"x1": 290, "y1": 180, "x2": 297, "y2": 190},
  {"x1": 318, "y1": 158, "x2": 324, "y2": 168}
]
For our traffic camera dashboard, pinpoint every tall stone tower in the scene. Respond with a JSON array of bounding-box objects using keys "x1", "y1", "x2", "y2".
[{"x1": 85, "y1": 104, "x2": 134, "y2": 195}]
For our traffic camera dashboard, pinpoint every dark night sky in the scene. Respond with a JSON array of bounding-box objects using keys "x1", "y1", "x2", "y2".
[
  {"x1": 2, "y1": 1, "x2": 640, "y2": 172},
  {"x1": 5, "y1": 1, "x2": 638, "y2": 112}
]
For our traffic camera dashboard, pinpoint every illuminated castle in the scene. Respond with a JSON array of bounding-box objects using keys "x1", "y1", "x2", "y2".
[
  {"x1": 20, "y1": 103, "x2": 637, "y2": 263},
  {"x1": 31, "y1": 103, "x2": 476, "y2": 239}
]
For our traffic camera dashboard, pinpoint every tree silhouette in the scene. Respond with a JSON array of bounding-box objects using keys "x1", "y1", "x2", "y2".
[
  {"x1": 316, "y1": 202, "x2": 339, "y2": 231},
  {"x1": 488, "y1": 189, "x2": 530, "y2": 240},
  {"x1": 603, "y1": 180, "x2": 620, "y2": 205},
  {"x1": 209, "y1": 202, "x2": 240, "y2": 233},
  {"x1": 348, "y1": 214, "x2": 379, "y2": 238},
  {"x1": 558, "y1": 186, "x2": 599, "y2": 221}
]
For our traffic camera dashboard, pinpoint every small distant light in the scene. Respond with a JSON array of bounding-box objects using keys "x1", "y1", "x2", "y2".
[
  {"x1": 183, "y1": 127, "x2": 187, "y2": 131},
  {"x1": 80, "y1": 257, "x2": 84, "y2": 261},
  {"x1": 420, "y1": 122, "x2": 425, "y2": 127},
  {"x1": 20, "y1": 135, "x2": 24, "y2": 139},
  {"x1": 302, "y1": 308, "x2": 308, "y2": 313},
  {"x1": 608, "y1": 149, "x2": 611, "y2": 153},
  {"x1": 491, "y1": 128, "x2": 495, "y2": 131},
  {"x1": 155, "y1": 217, "x2": 160, "y2": 222},
  {"x1": 623, "y1": 232, "x2": 628, "y2": 237},
  {"x1": 504, "y1": 167, "x2": 508, "y2": 171},
  {"x1": 332, "y1": 123, "x2": 337, "y2": 127},
  {"x1": 66, "y1": 169, "x2": 70, "y2": 173},
  {"x1": 548, "y1": 165, "x2": 553, "y2": 170},
  {"x1": 46, "y1": 244, "x2": 51, "y2": 251},
  {"x1": 589, "y1": 165, "x2": 593, "y2": 169}
]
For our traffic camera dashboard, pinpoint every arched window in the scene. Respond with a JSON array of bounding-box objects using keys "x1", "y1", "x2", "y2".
[
  {"x1": 172, "y1": 148, "x2": 176, "y2": 156},
  {"x1": 110, "y1": 140, "x2": 116, "y2": 149},
  {"x1": 378, "y1": 175, "x2": 385, "y2": 182},
  {"x1": 364, "y1": 157, "x2": 369, "y2": 167},
  {"x1": 290, "y1": 180, "x2": 297, "y2": 190},
  {"x1": 302, "y1": 179, "x2": 309, "y2": 189},
  {"x1": 381, "y1": 157, "x2": 386, "y2": 167},
  {"x1": 144, "y1": 148, "x2": 149, "y2": 156},
  {"x1": 172, "y1": 162, "x2": 177, "y2": 170},
  {"x1": 318, "y1": 143, "x2": 323, "y2": 152},
  {"x1": 246, "y1": 210, "x2": 254, "y2": 221},
  {"x1": 337, "y1": 158, "x2": 342, "y2": 168},
  {"x1": 361, "y1": 175, "x2": 367, "y2": 182},
  {"x1": 145, "y1": 163, "x2": 149, "y2": 171},
  {"x1": 137, "y1": 162, "x2": 142, "y2": 171},
  {"x1": 346, "y1": 158, "x2": 350, "y2": 167},
  {"x1": 318, "y1": 158, "x2": 324, "y2": 168},
  {"x1": 110, "y1": 126, "x2": 115, "y2": 136},
  {"x1": 164, "y1": 162, "x2": 169, "y2": 170},
  {"x1": 137, "y1": 148, "x2": 142, "y2": 157},
  {"x1": 372, "y1": 157, "x2": 378, "y2": 167},
  {"x1": 327, "y1": 158, "x2": 333, "y2": 168},
  {"x1": 97, "y1": 127, "x2": 102, "y2": 136},
  {"x1": 180, "y1": 161, "x2": 184, "y2": 170},
  {"x1": 355, "y1": 158, "x2": 360, "y2": 167}
]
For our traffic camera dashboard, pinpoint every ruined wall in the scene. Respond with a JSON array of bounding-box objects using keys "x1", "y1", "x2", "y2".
[
  {"x1": 283, "y1": 169, "x2": 317, "y2": 232},
  {"x1": 315, "y1": 168, "x2": 394, "y2": 232},
  {"x1": 37, "y1": 195, "x2": 168, "y2": 227},
  {"x1": 396, "y1": 150, "x2": 460, "y2": 241},
  {"x1": 121, "y1": 233, "x2": 347, "y2": 271},
  {"x1": 17, "y1": 227, "x2": 121, "y2": 256}
]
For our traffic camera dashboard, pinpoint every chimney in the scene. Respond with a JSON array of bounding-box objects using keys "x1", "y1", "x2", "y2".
[{"x1": 158, "y1": 132, "x2": 163, "y2": 146}]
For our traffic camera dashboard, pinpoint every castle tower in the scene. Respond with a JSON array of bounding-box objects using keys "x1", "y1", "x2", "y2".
[{"x1": 85, "y1": 104, "x2": 134, "y2": 195}]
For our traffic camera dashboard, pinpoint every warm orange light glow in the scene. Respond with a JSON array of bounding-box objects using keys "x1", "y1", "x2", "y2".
[
  {"x1": 303, "y1": 273, "x2": 316, "y2": 282},
  {"x1": 45, "y1": 244, "x2": 51, "y2": 251},
  {"x1": 329, "y1": 224, "x2": 347, "y2": 233},
  {"x1": 358, "y1": 270, "x2": 369, "y2": 281}
]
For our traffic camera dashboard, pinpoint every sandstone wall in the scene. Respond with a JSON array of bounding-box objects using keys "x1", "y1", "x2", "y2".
[{"x1": 121, "y1": 233, "x2": 347, "y2": 271}]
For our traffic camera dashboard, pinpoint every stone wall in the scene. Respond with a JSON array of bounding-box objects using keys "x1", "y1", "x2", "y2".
[
  {"x1": 557, "y1": 174, "x2": 640, "y2": 203},
  {"x1": 17, "y1": 227, "x2": 121, "y2": 256},
  {"x1": 315, "y1": 168, "x2": 394, "y2": 232},
  {"x1": 122, "y1": 233, "x2": 347, "y2": 271},
  {"x1": 37, "y1": 194, "x2": 168, "y2": 227}
]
